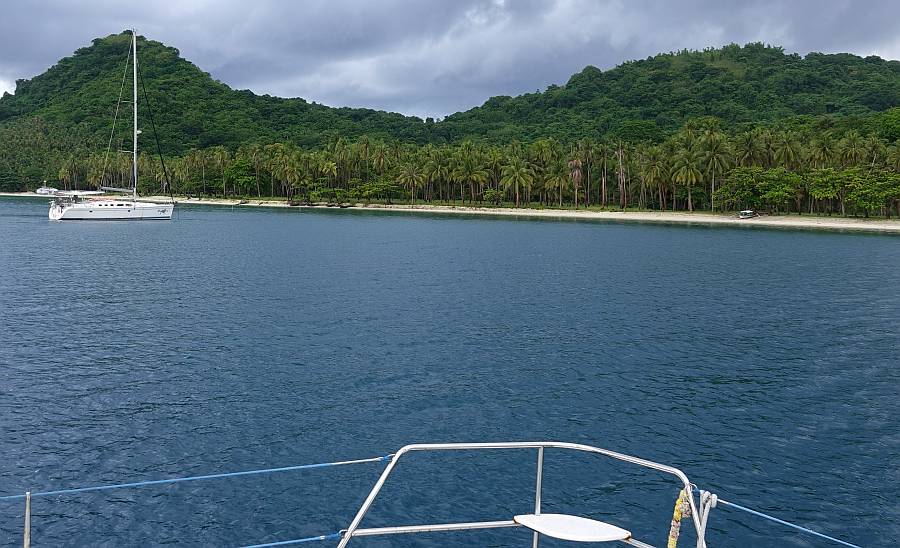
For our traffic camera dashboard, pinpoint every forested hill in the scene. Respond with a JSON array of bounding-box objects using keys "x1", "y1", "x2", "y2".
[
  {"x1": 0, "y1": 32, "x2": 431, "y2": 153},
  {"x1": 440, "y1": 43, "x2": 900, "y2": 141},
  {"x1": 2, "y1": 33, "x2": 900, "y2": 156}
]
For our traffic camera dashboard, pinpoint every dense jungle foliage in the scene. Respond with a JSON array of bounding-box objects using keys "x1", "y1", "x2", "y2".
[{"x1": 2, "y1": 32, "x2": 900, "y2": 215}]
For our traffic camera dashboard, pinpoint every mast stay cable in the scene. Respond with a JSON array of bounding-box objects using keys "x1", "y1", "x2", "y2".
[
  {"x1": 100, "y1": 40, "x2": 132, "y2": 189},
  {"x1": 136, "y1": 39, "x2": 175, "y2": 204}
]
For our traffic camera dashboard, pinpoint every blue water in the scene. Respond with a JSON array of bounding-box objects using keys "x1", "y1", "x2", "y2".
[{"x1": 0, "y1": 197, "x2": 898, "y2": 547}]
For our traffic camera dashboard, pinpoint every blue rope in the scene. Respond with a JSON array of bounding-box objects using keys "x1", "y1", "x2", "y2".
[
  {"x1": 239, "y1": 531, "x2": 342, "y2": 548},
  {"x1": 0, "y1": 455, "x2": 392, "y2": 502},
  {"x1": 716, "y1": 497, "x2": 861, "y2": 548}
]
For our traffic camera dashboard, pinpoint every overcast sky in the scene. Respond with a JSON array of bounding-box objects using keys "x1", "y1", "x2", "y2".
[{"x1": 2, "y1": 1, "x2": 899, "y2": 119}]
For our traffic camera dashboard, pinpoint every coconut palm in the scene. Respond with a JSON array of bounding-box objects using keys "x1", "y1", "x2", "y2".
[
  {"x1": 596, "y1": 141, "x2": 611, "y2": 207},
  {"x1": 543, "y1": 163, "x2": 569, "y2": 208},
  {"x1": 577, "y1": 138, "x2": 595, "y2": 206},
  {"x1": 701, "y1": 131, "x2": 731, "y2": 210},
  {"x1": 210, "y1": 146, "x2": 230, "y2": 197},
  {"x1": 839, "y1": 131, "x2": 865, "y2": 167},
  {"x1": 863, "y1": 134, "x2": 886, "y2": 168},
  {"x1": 734, "y1": 131, "x2": 763, "y2": 167},
  {"x1": 451, "y1": 144, "x2": 487, "y2": 204},
  {"x1": 673, "y1": 146, "x2": 703, "y2": 212},
  {"x1": 641, "y1": 146, "x2": 667, "y2": 209},
  {"x1": 808, "y1": 133, "x2": 837, "y2": 169},
  {"x1": 500, "y1": 156, "x2": 534, "y2": 207},
  {"x1": 774, "y1": 131, "x2": 802, "y2": 170},
  {"x1": 397, "y1": 162, "x2": 424, "y2": 203},
  {"x1": 245, "y1": 143, "x2": 264, "y2": 197},
  {"x1": 887, "y1": 141, "x2": 900, "y2": 173},
  {"x1": 568, "y1": 157, "x2": 583, "y2": 208}
]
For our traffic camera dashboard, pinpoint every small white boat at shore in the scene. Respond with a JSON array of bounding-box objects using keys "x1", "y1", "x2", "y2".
[
  {"x1": 35, "y1": 186, "x2": 58, "y2": 195},
  {"x1": 49, "y1": 29, "x2": 173, "y2": 222},
  {"x1": 738, "y1": 209, "x2": 758, "y2": 219}
]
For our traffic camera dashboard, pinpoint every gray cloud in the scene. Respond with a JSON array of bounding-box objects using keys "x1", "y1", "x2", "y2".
[{"x1": 1, "y1": 0, "x2": 899, "y2": 118}]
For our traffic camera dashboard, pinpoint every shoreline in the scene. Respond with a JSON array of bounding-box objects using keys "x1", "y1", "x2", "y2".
[{"x1": 5, "y1": 192, "x2": 900, "y2": 233}]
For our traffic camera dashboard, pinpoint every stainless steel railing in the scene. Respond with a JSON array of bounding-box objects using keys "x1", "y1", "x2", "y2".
[{"x1": 337, "y1": 441, "x2": 707, "y2": 548}]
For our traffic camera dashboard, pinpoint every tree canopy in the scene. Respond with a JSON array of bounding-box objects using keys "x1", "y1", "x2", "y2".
[{"x1": 2, "y1": 32, "x2": 900, "y2": 218}]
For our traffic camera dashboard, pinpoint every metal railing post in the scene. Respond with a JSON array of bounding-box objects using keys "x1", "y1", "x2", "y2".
[
  {"x1": 532, "y1": 447, "x2": 544, "y2": 548},
  {"x1": 23, "y1": 491, "x2": 31, "y2": 548}
]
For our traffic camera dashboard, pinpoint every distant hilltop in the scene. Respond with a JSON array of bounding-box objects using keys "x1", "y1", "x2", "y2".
[{"x1": 1, "y1": 32, "x2": 899, "y2": 153}]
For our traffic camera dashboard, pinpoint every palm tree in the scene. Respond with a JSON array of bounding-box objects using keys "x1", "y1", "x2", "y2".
[
  {"x1": 500, "y1": 156, "x2": 534, "y2": 207},
  {"x1": 887, "y1": 141, "x2": 900, "y2": 173},
  {"x1": 262, "y1": 144, "x2": 284, "y2": 196},
  {"x1": 734, "y1": 131, "x2": 762, "y2": 167},
  {"x1": 451, "y1": 144, "x2": 487, "y2": 204},
  {"x1": 246, "y1": 143, "x2": 264, "y2": 197},
  {"x1": 673, "y1": 146, "x2": 702, "y2": 212},
  {"x1": 185, "y1": 148, "x2": 208, "y2": 197},
  {"x1": 758, "y1": 129, "x2": 777, "y2": 168},
  {"x1": 542, "y1": 163, "x2": 568, "y2": 208},
  {"x1": 210, "y1": 146, "x2": 230, "y2": 197},
  {"x1": 596, "y1": 141, "x2": 610, "y2": 207},
  {"x1": 774, "y1": 131, "x2": 802, "y2": 170},
  {"x1": 808, "y1": 133, "x2": 836, "y2": 169},
  {"x1": 320, "y1": 159, "x2": 338, "y2": 185},
  {"x1": 424, "y1": 148, "x2": 450, "y2": 202},
  {"x1": 372, "y1": 143, "x2": 388, "y2": 177},
  {"x1": 397, "y1": 162, "x2": 424, "y2": 203},
  {"x1": 615, "y1": 142, "x2": 627, "y2": 209},
  {"x1": 641, "y1": 146, "x2": 666, "y2": 209},
  {"x1": 485, "y1": 147, "x2": 504, "y2": 194},
  {"x1": 568, "y1": 157, "x2": 583, "y2": 208},
  {"x1": 863, "y1": 134, "x2": 886, "y2": 168},
  {"x1": 701, "y1": 131, "x2": 731, "y2": 211},
  {"x1": 839, "y1": 131, "x2": 865, "y2": 167},
  {"x1": 577, "y1": 138, "x2": 595, "y2": 206}
]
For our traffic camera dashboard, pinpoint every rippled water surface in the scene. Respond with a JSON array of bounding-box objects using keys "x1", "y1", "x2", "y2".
[{"x1": 1, "y1": 197, "x2": 898, "y2": 547}]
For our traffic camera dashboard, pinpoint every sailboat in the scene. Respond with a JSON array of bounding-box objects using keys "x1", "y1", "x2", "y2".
[{"x1": 49, "y1": 30, "x2": 174, "y2": 221}]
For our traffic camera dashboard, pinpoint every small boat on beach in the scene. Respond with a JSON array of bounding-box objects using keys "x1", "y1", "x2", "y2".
[
  {"x1": 35, "y1": 186, "x2": 58, "y2": 195},
  {"x1": 738, "y1": 210, "x2": 758, "y2": 219},
  {"x1": 49, "y1": 29, "x2": 173, "y2": 221}
]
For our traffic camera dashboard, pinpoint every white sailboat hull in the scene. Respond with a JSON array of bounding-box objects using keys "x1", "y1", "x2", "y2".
[{"x1": 49, "y1": 200, "x2": 173, "y2": 221}]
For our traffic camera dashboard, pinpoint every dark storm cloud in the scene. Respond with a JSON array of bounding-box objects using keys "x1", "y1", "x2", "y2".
[{"x1": 1, "y1": 1, "x2": 899, "y2": 118}]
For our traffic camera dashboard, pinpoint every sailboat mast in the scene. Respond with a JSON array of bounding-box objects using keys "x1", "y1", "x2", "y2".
[{"x1": 132, "y1": 29, "x2": 138, "y2": 199}]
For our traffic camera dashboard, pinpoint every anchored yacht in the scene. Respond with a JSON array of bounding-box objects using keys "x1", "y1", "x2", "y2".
[
  {"x1": 48, "y1": 29, "x2": 173, "y2": 221},
  {"x1": 49, "y1": 191, "x2": 173, "y2": 220}
]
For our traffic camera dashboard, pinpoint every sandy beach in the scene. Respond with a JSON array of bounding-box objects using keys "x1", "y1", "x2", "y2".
[{"x1": 5, "y1": 192, "x2": 900, "y2": 233}]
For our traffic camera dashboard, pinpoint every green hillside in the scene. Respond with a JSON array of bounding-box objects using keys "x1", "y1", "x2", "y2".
[
  {"x1": 0, "y1": 32, "x2": 431, "y2": 153},
  {"x1": 2, "y1": 32, "x2": 900, "y2": 217},
  {"x1": 3, "y1": 33, "x2": 900, "y2": 153},
  {"x1": 438, "y1": 43, "x2": 900, "y2": 142}
]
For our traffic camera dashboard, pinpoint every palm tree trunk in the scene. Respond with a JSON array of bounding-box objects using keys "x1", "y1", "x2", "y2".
[
  {"x1": 585, "y1": 162, "x2": 591, "y2": 206},
  {"x1": 601, "y1": 162, "x2": 607, "y2": 207}
]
